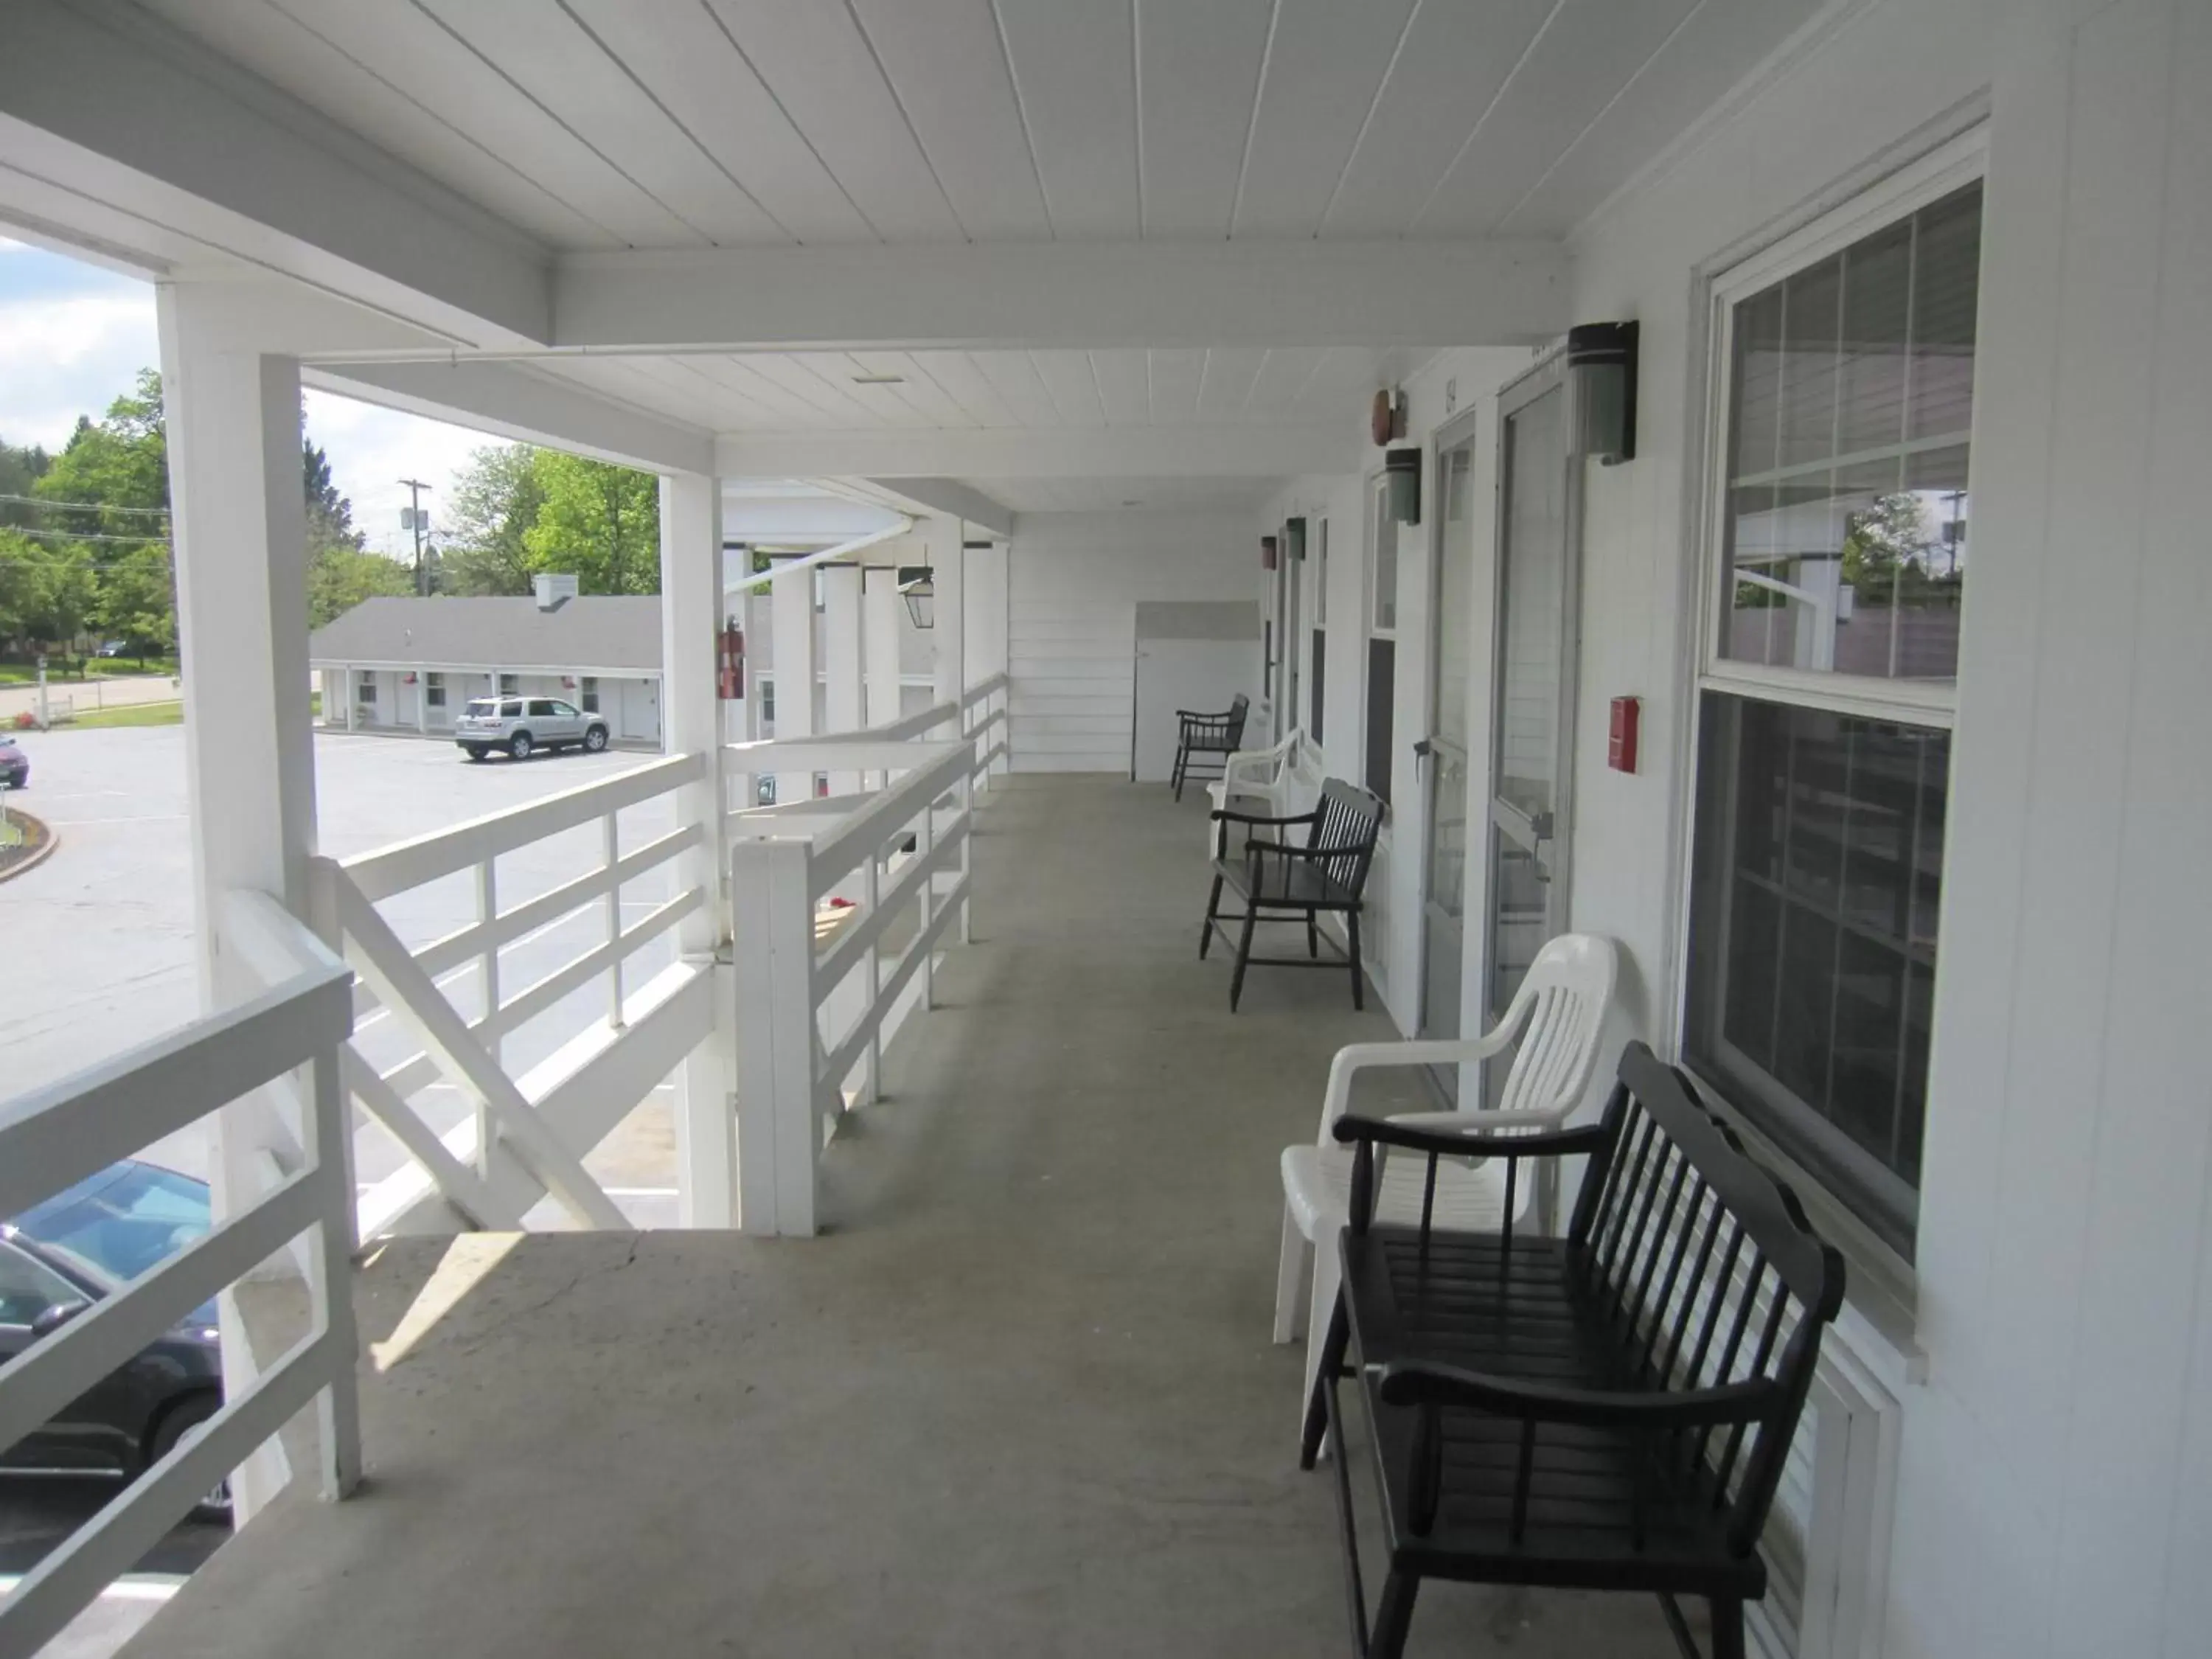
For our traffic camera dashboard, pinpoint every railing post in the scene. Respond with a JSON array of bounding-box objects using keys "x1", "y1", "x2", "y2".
[
  {"x1": 473, "y1": 859, "x2": 499, "y2": 1175},
  {"x1": 862, "y1": 843, "x2": 882, "y2": 1105},
  {"x1": 307, "y1": 1040, "x2": 363, "y2": 1500},
  {"x1": 957, "y1": 768, "x2": 973, "y2": 946},
  {"x1": 731, "y1": 835, "x2": 818, "y2": 1236},
  {"x1": 602, "y1": 810, "x2": 625, "y2": 1030},
  {"x1": 919, "y1": 793, "x2": 936, "y2": 1012}
]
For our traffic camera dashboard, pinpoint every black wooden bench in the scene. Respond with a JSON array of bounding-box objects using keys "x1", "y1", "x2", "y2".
[
  {"x1": 1200, "y1": 779, "x2": 1382, "y2": 1011},
  {"x1": 1170, "y1": 692, "x2": 1251, "y2": 801},
  {"x1": 1302, "y1": 1041, "x2": 1844, "y2": 1659}
]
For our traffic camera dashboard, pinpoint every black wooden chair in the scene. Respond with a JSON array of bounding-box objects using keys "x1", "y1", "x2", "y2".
[
  {"x1": 1200, "y1": 779, "x2": 1382, "y2": 1011},
  {"x1": 1170, "y1": 693, "x2": 1251, "y2": 801},
  {"x1": 1303, "y1": 1042, "x2": 1845, "y2": 1659}
]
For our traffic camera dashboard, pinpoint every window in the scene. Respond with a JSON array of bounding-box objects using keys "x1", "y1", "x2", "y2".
[
  {"x1": 1365, "y1": 478, "x2": 1397, "y2": 805},
  {"x1": 760, "y1": 679, "x2": 776, "y2": 724},
  {"x1": 1310, "y1": 518, "x2": 1328, "y2": 742},
  {"x1": 1683, "y1": 151, "x2": 1981, "y2": 1262},
  {"x1": 355, "y1": 671, "x2": 377, "y2": 705},
  {"x1": 580, "y1": 676, "x2": 599, "y2": 714},
  {"x1": 526, "y1": 699, "x2": 558, "y2": 717},
  {"x1": 13, "y1": 1162, "x2": 209, "y2": 1284},
  {"x1": 549, "y1": 701, "x2": 580, "y2": 718},
  {"x1": 0, "y1": 1241, "x2": 77, "y2": 1327},
  {"x1": 498, "y1": 673, "x2": 519, "y2": 695},
  {"x1": 425, "y1": 672, "x2": 446, "y2": 709}
]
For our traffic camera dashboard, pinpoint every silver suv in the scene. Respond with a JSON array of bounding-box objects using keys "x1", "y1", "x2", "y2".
[{"x1": 455, "y1": 697, "x2": 610, "y2": 762}]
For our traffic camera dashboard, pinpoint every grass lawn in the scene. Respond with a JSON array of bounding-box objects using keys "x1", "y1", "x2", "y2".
[
  {"x1": 0, "y1": 657, "x2": 179, "y2": 684},
  {"x1": 69, "y1": 700, "x2": 184, "y2": 729}
]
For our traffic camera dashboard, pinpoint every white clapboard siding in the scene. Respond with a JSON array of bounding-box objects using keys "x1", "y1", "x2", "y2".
[{"x1": 1009, "y1": 511, "x2": 1255, "y2": 773}]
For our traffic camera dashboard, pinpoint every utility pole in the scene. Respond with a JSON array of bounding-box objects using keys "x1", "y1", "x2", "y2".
[{"x1": 399, "y1": 478, "x2": 433, "y2": 595}]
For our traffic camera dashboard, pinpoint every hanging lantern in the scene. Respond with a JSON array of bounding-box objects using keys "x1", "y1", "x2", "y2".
[
  {"x1": 897, "y1": 566, "x2": 936, "y2": 629},
  {"x1": 1261, "y1": 535, "x2": 1279, "y2": 571},
  {"x1": 1385, "y1": 448, "x2": 1422, "y2": 526}
]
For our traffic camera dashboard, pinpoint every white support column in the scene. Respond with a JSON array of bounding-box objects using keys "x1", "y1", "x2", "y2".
[
  {"x1": 863, "y1": 566, "x2": 903, "y2": 736},
  {"x1": 158, "y1": 281, "x2": 321, "y2": 1520},
  {"x1": 661, "y1": 472, "x2": 737, "y2": 1228},
  {"x1": 822, "y1": 563, "x2": 863, "y2": 795},
  {"x1": 965, "y1": 538, "x2": 1011, "y2": 783},
  {"x1": 770, "y1": 561, "x2": 816, "y2": 802},
  {"x1": 343, "y1": 665, "x2": 356, "y2": 731},
  {"x1": 731, "y1": 836, "x2": 817, "y2": 1236},
  {"x1": 929, "y1": 519, "x2": 967, "y2": 720},
  {"x1": 416, "y1": 674, "x2": 429, "y2": 737}
]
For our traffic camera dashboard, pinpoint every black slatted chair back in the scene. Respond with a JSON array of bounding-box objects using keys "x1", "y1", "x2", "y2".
[
  {"x1": 1565, "y1": 1046, "x2": 1847, "y2": 1557},
  {"x1": 1225, "y1": 693, "x2": 1251, "y2": 747},
  {"x1": 1304, "y1": 778, "x2": 1382, "y2": 897}
]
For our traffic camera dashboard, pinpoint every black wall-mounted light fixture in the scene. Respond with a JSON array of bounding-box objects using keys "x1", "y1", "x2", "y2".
[
  {"x1": 1385, "y1": 448, "x2": 1422, "y2": 526},
  {"x1": 1261, "y1": 535, "x2": 1279, "y2": 571},
  {"x1": 1567, "y1": 320, "x2": 1639, "y2": 465},
  {"x1": 897, "y1": 566, "x2": 936, "y2": 629}
]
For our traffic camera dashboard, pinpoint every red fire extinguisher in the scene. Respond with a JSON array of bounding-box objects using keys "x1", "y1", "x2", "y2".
[{"x1": 718, "y1": 620, "x2": 745, "y2": 700}]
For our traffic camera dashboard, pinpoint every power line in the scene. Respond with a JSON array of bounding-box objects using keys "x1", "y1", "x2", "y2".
[
  {"x1": 0, "y1": 490, "x2": 171, "y2": 517},
  {"x1": 0, "y1": 525, "x2": 172, "y2": 545}
]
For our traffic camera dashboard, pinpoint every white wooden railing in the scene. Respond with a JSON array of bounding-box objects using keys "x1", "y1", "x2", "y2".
[
  {"x1": 724, "y1": 673, "x2": 1009, "y2": 1234},
  {"x1": 325, "y1": 752, "x2": 717, "y2": 1238},
  {"x1": 0, "y1": 896, "x2": 361, "y2": 1657}
]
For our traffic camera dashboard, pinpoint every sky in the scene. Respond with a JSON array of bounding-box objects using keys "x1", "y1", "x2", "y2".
[{"x1": 0, "y1": 234, "x2": 504, "y2": 559}]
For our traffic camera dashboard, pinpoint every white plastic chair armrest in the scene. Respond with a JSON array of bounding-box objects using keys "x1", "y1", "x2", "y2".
[
  {"x1": 1382, "y1": 1108, "x2": 1569, "y2": 1135},
  {"x1": 1314, "y1": 1034, "x2": 1521, "y2": 1142}
]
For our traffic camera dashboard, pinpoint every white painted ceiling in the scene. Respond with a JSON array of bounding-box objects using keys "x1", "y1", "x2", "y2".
[
  {"x1": 960, "y1": 475, "x2": 1281, "y2": 513},
  {"x1": 533, "y1": 344, "x2": 1402, "y2": 432},
  {"x1": 141, "y1": 0, "x2": 1828, "y2": 251}
]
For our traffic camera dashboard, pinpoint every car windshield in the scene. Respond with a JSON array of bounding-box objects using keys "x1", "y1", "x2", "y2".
[
  {"x1": 464, "y1": 699, "x2": 501, "y2": 717},
  {"x1": 11, "y1": 1162, "x2": 210, "y2": 1288}
]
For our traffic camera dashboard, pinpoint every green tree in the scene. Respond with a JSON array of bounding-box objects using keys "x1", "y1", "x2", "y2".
[
  {"x1": 0, "y1": 528, "x2": 96, "y2": 650},
  {"x1": 439, "y1": 443, "x2": 543, "y2": 595},
  {"x1": 307, "y1": 543, "x2": 415, "y2": 627},
  {"x1": 1842, "y1": 492, "x2": 1958, "y2": 608},
  {"x1": 523, "y1": 451, "x2": 660, "y2": 595},
  {"x1": 0, "y1": 437, "x2": 52, "y2": 531}
]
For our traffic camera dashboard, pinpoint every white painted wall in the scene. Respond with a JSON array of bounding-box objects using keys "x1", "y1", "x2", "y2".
[
  {"x1": 1008, "y1": 510, "x2": 1253, "y2": 773},
  {"x1": 1348, "y1": 1, "x2": 2212, "y2": 1655}
]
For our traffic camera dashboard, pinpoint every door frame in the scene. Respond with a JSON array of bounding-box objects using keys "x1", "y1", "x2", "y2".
[
  {"x1": 1481, "y1": 347, "x2": 1585, "y2": 1035},
  {"x1": 1414, "y1": 403, "x2": 1486, "y2": 1057}
]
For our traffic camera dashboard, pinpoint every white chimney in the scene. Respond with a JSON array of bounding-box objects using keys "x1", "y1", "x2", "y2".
[{"x1": 533, "y1": 573, "x2": 580, "y2": 611}]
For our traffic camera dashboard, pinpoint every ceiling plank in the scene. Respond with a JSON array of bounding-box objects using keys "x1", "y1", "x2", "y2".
[
  {"x1": 1243, "y1": 347, "x2": 1328, "y2": 420},
  {"x1": 412, "y1": 0, "x2": 785, "y2": 245},
  {"x1": 260, "y1": 0, "x2": 701, "y2": 250},
  {"x1": 720, "y1": 422, "x2": 1361, "y2": 479},
  {"x1": 1319, "y1": 0, "x2": 1557, "y2": 239},
  {"x1": 560, "y1": 0, "x2": 877, "y2": 246},
  {"x1": 792, "y1": 352, "x2": 934, "y2": 427},
  {"x1": 139, "y1": 0, "x2": 618, "y2": 249},
  {"x1": 738, "y1": 353, "x2": 884, "y2": 425},
  {"x1": 905, "y1": 352, "x2": 1023, "y2": 428},
  {"x1": 1147, "y1": 349, "x2": 1206, "y2": 423},
  {"x1": 845, "y1": 0, "x2": 1051, "y2": 240},
  {"x1": 1500, "y1": 0, "x2": 1829, "y2": 235},
  {"x1": 994, "y1": 0, "x2": 1141, "y2": 240},
  {"x1": 1029, "y1": 351, "x2": 1110, "y2": 427},
  {"x1": 1087, "y1": 351, "x2": 1152, "y2": 425},
  {"x1": 686, "y1": 355, "x2": 843, "y2": 428},
  {"x1": 1135, "y1": 0, "x2": 1274, "y2": 238},
  {"x1": 1232, "y1": 0, "x2": 1416, "y2": 237},
  {"x1": 1416, "y1": 0, "x2": 1703, "y2": 235},
  {"x1": 1195, "y1": 347, "x2": 1268, "y2": 422},
  {"x1": 970, "y1": 352, "x2": 1064, "y2": 425},
  {"x1": 847, "y1": 352, "x2": 980, "y2": 428},
  {"x1": 700, "y1": 0, "x2": 964, "y2": 244}
]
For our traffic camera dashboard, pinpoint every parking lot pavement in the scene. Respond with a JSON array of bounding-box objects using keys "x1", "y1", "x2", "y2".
[{"x1": 0, "y1": 726, "x2": 684, "y2": 1203}]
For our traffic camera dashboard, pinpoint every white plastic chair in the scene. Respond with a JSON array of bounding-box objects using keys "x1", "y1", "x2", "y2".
[
  {"x1": 1203, "y1": 727, "x2": 1305, "y2": 855},
  {"x1": 1273, "y1": 933, "x2": 1618, "y2": 1419}
]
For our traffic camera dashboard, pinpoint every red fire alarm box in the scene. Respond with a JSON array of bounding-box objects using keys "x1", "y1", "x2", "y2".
[
  {"x1": 718, "y1": 621, "x2": 745, "y2": 700},
  {"x1": 1608, "y1": 696, "x2": 1641, "y2": 773}
]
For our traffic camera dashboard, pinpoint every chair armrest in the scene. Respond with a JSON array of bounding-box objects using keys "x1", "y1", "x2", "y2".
[
  {"x1": 1210, "y1": 807, "x2": 1316, "y2": 827},
  {"x1": 1384, "y1": 1108, "x2": 1565, "y2": 1135},
  {"x1": 1329, "y1": 1114, "x2": 1611, "y2": 1161},
  {"x1": 1312, "y1": 1036, "x2": 1524, "y2": 1142},
  {"x1": 1374, "y1": 1359, "x2": 1780, "y2": 1430}
]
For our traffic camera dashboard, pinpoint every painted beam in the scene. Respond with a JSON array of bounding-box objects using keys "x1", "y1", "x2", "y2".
[
  {"x1": 555, "y1": 239, "x2": 1565, "y2": 352},
  {"x1": 0, "y1": 0, "x2": 549, "y2": 344},
  {"x1": 720, "y1": 425, "x2": 1363, "y2": 481},
  {"x1": 860, "y1": 479, "x2": 1014, "y2": 540},
  {"x1": 305, "y1": 359, "x2": 712, "y2": 476}
]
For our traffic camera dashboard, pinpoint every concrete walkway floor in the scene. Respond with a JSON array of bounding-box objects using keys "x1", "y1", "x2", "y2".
[{"x1": 125, "y1": 777, "x2": 1688, "y2": 1659}]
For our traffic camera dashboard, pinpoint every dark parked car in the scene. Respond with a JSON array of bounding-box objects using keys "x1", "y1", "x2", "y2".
[
  {"x1": 0, "y1": 738, "x2": 27, "y2": 790},
  {"x1": 1, "y1": 1161, "x2": 226, "y2": 1509}
]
